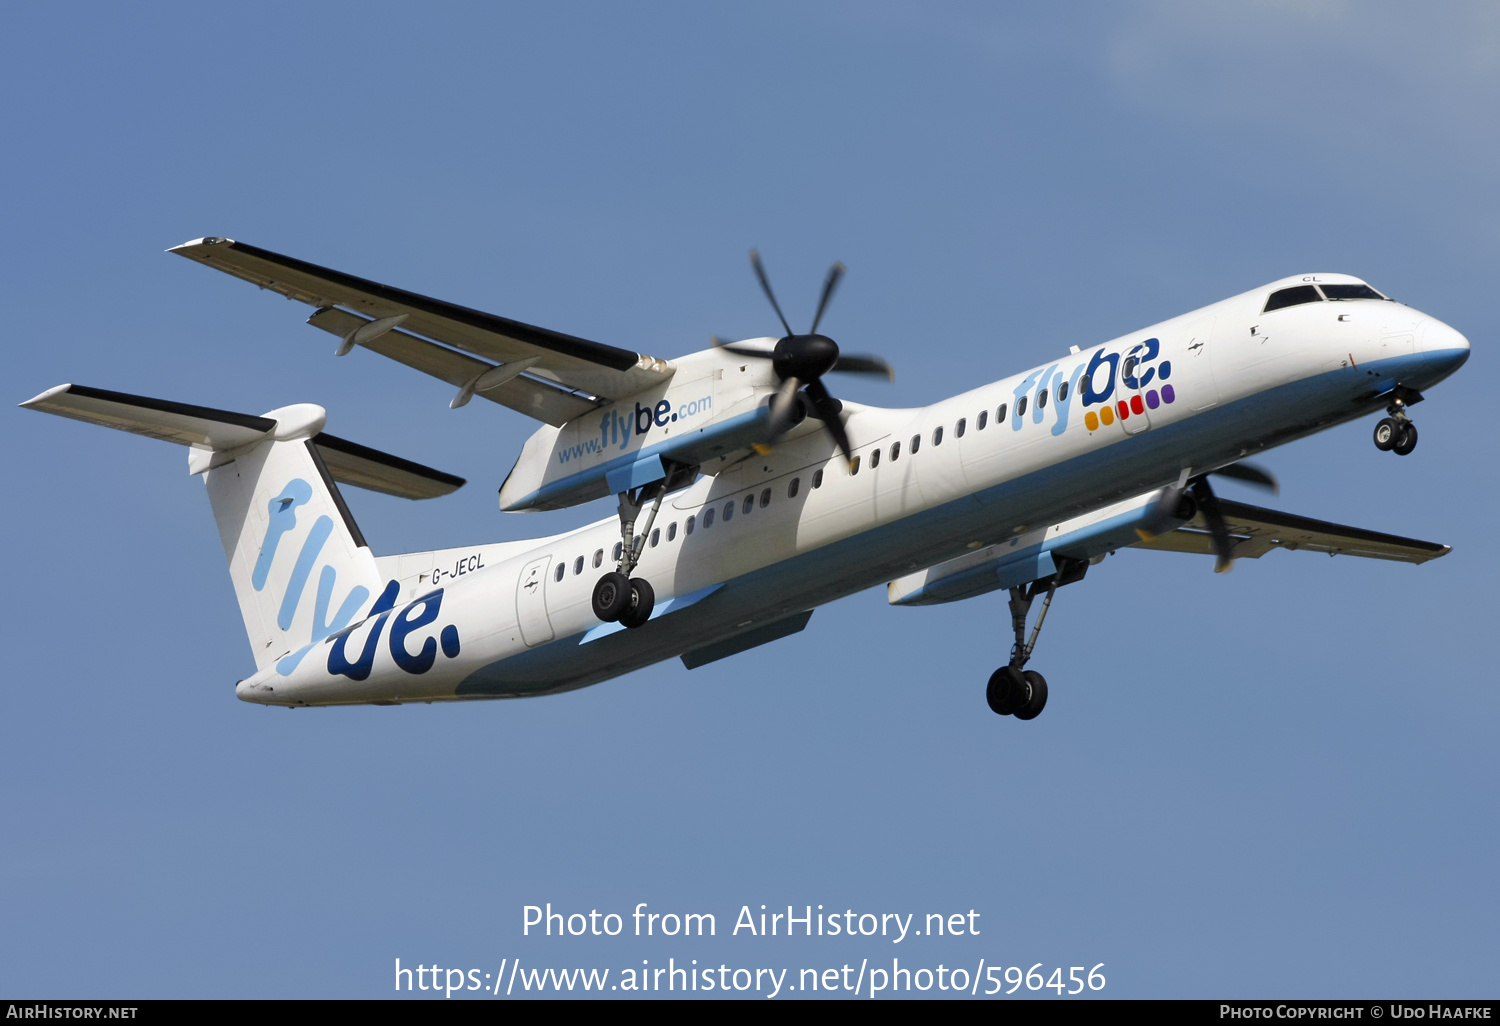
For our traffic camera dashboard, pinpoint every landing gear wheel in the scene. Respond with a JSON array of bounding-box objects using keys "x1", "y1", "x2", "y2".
[
  {"x1": 618, "y1": 577, "x2": 655, "y2": 629},
  {"x1": 1373, "y1": 417, "x2": 1400, "y2": 451},
  {"x1": 986, "y1": 665, "x2": 1028, "y2": 716},
  {"x1": 1393, "y1": 421, "x2": 1418, "y2": 456},
  {"x1": 592, "y1": 572, "x2": 630, "y2": 622},
  {"x1": 1012, "y1": 670, "x2": 1048, "y2": 720}
]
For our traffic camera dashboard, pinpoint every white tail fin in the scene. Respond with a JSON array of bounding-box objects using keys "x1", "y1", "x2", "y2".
[{"x1": 20, "y1": 384, "x2": 464, "y2": 674}]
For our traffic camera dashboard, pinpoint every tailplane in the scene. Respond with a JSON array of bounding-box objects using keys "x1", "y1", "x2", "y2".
[{"x1": 21, "y1": 384, "x2": 464, "y2": 674}]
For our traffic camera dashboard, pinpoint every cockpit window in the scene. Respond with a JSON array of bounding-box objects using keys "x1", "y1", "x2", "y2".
[
  {"x1": 1319, "y1": 283, "x2": 1387, "y2": 301},
  {"x1": 1263, "y1": 285, "x2": 1323, "y2": 312}
]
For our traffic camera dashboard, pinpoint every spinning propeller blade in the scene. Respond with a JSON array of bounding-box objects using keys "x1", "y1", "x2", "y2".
[{"x1": 722, "y1": 250, "x2": 893, "y2": 467}]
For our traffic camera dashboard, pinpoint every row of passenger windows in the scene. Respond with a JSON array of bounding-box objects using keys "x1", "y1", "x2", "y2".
[
  {"x1": 551, "y1": 384, "x2": 1091, "y2": 579},
  {"x1": 846, "y1": 385, "x2": 1069, "y2": 473},
  {"x1": 551, "y1": 470, "x2": 829, "y2": 581}
]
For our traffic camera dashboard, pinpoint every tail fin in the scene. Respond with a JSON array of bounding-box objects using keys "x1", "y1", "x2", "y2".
[{"x1": 21, "y1": 384, "x2": 464, "y2": 674}]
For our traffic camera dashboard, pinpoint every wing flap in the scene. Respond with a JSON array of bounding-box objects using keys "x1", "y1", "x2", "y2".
[
  {"x1": 306, "y1": 307, "x2": 597, "y2": 427},
  {"x1": 1133, "y1": 498, "x2": 1450, "y2": 564},
  {"x1": 170, "y1": 237, "x2": 675, "y2": 402}
]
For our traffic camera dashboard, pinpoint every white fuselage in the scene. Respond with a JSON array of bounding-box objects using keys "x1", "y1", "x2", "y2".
[{"x1": 238, "y1": 275, "x2": 1469, "y2": 706}]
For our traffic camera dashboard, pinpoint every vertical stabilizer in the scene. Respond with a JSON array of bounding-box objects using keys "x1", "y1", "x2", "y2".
[{"x1": 204, "y1": 420, "x2": 386, "y2": 674}]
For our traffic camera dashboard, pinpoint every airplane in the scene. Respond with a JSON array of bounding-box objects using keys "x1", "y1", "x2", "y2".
[{"x1": 20, "y1": 238, "x2": 1469, "y2": 720}]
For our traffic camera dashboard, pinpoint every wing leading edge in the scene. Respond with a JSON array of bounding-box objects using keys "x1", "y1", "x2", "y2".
[{"x1": 169, "y1": 237, "x2": 674, "y2": 423}]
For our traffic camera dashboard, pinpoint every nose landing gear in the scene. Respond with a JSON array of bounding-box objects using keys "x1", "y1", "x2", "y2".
[
  {"x1": 1373, "y1": 389, "x2": 1423, "y2": 456},
  {"x1": 985, "y1": 557, "x2": 1085, "y2": 722}
]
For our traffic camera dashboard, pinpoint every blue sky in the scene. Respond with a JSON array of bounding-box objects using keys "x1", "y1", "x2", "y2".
[{"x1": 2, "y1": 2, "x2": 1496, "y2": 998}]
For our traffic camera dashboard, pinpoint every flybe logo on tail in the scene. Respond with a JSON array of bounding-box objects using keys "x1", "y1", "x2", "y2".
[{"x1": 256, "y1": 479, "x2": 460, "y2": 679}]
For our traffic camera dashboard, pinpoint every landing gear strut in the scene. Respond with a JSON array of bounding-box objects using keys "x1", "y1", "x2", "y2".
[
  {"x1": 1373, "y1": 389, "x2": 1422, "y2": 456},
  {"x1": 590, "y1": 484, "x2": 662, "y2": 627},
  {"x1": 986, "y1": 557, "x2": 1086, "y2": 721}
]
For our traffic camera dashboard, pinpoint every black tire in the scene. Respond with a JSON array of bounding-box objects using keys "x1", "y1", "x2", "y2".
[
  {"x1": 1013, "y1": 670, "x2": 1049, "y2": 720},
  {"x1": 618, "y1": 577, "x2": 656, "y2": 628},
  {"x1": 592, "y1": 572, "x2": 630, "y2": 622},
  {"x1": 1373, "y1": 417, "x2": 1400, "y2": 451},
  {"x1": 986, "y1": 666, "x2": 1028, "y2": 716},
  {"x1": 1393, "y1": 420, "x2": 1418, "y2": 456}
]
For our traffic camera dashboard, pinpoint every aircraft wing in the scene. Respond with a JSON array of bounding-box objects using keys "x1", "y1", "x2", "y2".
[
  {"x1": 169, "y1": 237, "x2": 674, "y2": 424},
  {"x1": 1132, "y1": 497, "x2": 1450, "y2": 564}
]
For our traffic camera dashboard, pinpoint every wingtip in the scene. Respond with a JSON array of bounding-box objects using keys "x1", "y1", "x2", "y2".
[
  {"x1": 167, "y1": 236, "x2": 234, "y2": 254},
  {"x1": 19, "y1": 383, "x2": 73, "y2": 408}
]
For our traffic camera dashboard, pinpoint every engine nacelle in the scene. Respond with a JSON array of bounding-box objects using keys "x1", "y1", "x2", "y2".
[{"x1": 498, "y1": 345, "x2": 784, "y2": 511}]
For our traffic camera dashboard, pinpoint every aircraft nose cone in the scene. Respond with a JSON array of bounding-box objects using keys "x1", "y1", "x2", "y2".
[{"x1": 1420, "y1": 318, "x2": 1470, "y2": 378}]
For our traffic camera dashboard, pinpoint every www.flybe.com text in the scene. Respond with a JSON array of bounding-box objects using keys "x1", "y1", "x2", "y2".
[{"x1": 557, "y1": 395, "x2": 713, "y2": 464}]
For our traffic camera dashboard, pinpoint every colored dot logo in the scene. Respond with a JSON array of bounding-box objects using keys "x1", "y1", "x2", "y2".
[{"x1": 1084, "y1": 380, "x2": 1176, "y2": 432}]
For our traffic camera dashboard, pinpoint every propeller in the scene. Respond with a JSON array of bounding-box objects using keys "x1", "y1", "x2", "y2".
[
  {"x1": 1137, "y1": 462, "x2": 1279, "y2": 573},
  {"x1": 714, "y1": 250, "x2": 893, "y2": 468},
  {"x1": 1189, "y1": 462, "x2": 1278, "y2": 573}
]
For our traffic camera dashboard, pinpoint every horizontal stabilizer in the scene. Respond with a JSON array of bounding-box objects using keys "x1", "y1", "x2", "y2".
[
  {"x1": 21, "y1": 383, "x2": 463, "y2": 500},
  {"x1": 1132, "y1": 497, "x2": 1449, "y2": 564},
  {"x1": 20, "y1": 382, "x2": 275, "y2": 449}
]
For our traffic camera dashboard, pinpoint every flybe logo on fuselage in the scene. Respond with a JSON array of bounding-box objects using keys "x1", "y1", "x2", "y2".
[
  {"x1": 556, "y1": 394, "x2": 714, "y2": 465},
  {"x1": 256, "y1": 478, "x2": 460, "y2": 680},
  {"x1": 1003, "y1": 337, "x2": 1177, "y2": 437}
]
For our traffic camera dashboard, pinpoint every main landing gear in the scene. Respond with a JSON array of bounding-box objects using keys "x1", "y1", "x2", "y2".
[
  {"x1": 1372, "y1": 389, "x2": 1422, "y2": 456},
  {"x1": 986, "y1": 557, "x2": 1086, "y2": 722},
  {"x1": 591, "y1": 484, "x2": 661, "y2": 628}
]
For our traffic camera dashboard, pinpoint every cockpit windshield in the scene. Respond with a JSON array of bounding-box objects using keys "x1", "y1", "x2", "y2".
[
  {"x1": 1319, "y1": 283, "x2": 1387, "y2": 301},
  {"x1": 1263, "y1": 285, "x2": 1322, "y2": 312},
  {"x1": 1263, "y1": 281, "x2": 1389, "y2": 312}
]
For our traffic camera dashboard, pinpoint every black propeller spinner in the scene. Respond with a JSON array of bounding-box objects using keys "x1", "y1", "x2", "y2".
[{"x1": 714, "y1": 249, "x2": 893, "y2": 469}]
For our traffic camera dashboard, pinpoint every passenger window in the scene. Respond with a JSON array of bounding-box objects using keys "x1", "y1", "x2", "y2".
[
  {"x1": 870, "y1": 448, "x2": 881, "y2": 468},
  {"x1": 1016, "y1": 396, "x2": 1028, "y2": 418},
  {"x1": 1263, "y1": 285, "x2": 1323, "y2": 312},
  {"x1": 812, "y1": 469, "x2": 824, "y2": 489},
  {"x1": 956, "y1": 417, "x2": 966, "y2": 438},
  {"x1": 890, "y1": 440, "x2": 901, "y2": 461},
  {"x1": 686, "y1": 515, "x2": 696, "y2": 535},
  {"x1": 574, "y1": 556, "x2": 584, "y2": 576},
  {"x1": 933, "y1": 426, "x2": 943, "y2": 446},
  {"x1": 850, "y1": 455, "x2": 861, "y2": 475},
  {"x1": 978, "y1": 410, "x2": 988, "y2": 430},
  {"x1": 704, "y1": 508, "x2": 715, "y2": 528},
  {"x1": 997, "y1": 402, "x2": 1008, "y2": 421},
  {"x1": 910, "y1": 434, "x2": 920, "y2": 454},
  {"x1": 667, "y1": 522, "x2": 677, "y2": 542},
  {"x1": 1078, "y1": 376, "x2": 1090, "y2": 397},
  {"x1": 650, "y1": 528, "x2": 660, "y2": 547},
  {"x1": 593, "y1": 548, "x2": 603, "y2": 568},
  {"x1": 1057, "y1": 380, "x2": 1069, "y2": 402},
  {"x1": 613, "y1": 542, "x2": 623, "y2": 561},
  {"x1": 788, "y1": 477, "x2": 800, "y2": 499},
  {"x1": 1122, "y1": 356, "x2": 1136, "y2": 379},
  {"x1": 554, "y1": 563, "x2": 565, "y2": 583},
  {"x1": 1038, "y1": 388, "x2": 1048, "y2": 409},
  {"x1": 760, "y1": 487, "x2": 771, "y2": 508},
  {"x1": 723, "y1": 501, "x2": 734, "y2": 522},
  {"x1": 742, "y1": 495, "x2": 754, "y2": 515}
]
